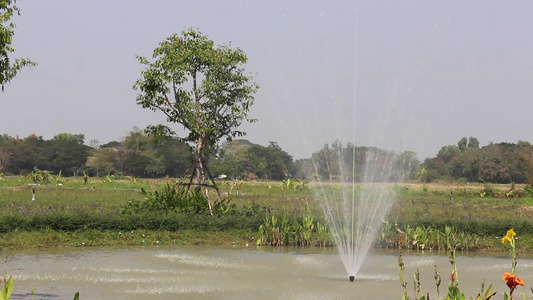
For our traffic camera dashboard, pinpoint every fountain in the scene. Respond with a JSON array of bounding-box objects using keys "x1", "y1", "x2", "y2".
[{"x1": 311, "y1": 145, "x2": 399, "y2": 281}]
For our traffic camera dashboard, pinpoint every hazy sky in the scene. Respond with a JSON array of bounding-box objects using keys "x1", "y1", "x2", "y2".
[{"x1": 3, "y1": 1, "x2": 533, "y2": 160}]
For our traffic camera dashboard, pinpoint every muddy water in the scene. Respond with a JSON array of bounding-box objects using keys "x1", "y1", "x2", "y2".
[{"x1": 3, "y1": 246, "x2": 532, "y2": 299}]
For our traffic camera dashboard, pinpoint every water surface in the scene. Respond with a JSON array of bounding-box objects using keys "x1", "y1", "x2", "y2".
[{"x1": 3, "y1": 246, "x2": 531, "y2": 299}]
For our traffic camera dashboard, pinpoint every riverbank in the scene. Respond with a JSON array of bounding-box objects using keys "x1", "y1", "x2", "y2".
[{"x1": 0, "y1": 228, "x2": 254, "y2": 250}]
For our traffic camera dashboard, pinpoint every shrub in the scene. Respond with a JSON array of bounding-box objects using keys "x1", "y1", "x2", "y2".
[{"x1": 122, "y1": 184, "x2": 209, "y2": 214}]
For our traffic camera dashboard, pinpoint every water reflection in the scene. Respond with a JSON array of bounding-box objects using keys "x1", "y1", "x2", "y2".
[{"x1": 3, "y1": 246, "x2": 532, "y2": 299}]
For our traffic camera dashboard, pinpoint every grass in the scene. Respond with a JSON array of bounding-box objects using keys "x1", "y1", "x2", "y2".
[
  {"x1": 1, "y1": 175, "x2": 533, "y2": 251},
  {"x1": 0, "y1": 228, "x2": 254, "y2": 250},
  {"x1": 390, "y1": 184, "x2": 533, "y2": 225}
]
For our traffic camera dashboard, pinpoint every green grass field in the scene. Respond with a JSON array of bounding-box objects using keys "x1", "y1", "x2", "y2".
[{"x1": 1, "y1": 175, "x2": 532, "y2": 251}]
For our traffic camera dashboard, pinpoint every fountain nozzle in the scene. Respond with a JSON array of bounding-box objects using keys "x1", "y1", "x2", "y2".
[{"x1": 349, "y1": 275, "x2": 355, "y2": 282}]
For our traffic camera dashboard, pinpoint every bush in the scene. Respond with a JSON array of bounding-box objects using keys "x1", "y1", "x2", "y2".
[{"x1": 122, "y1": 184, "x2": 210, "y2": 214}]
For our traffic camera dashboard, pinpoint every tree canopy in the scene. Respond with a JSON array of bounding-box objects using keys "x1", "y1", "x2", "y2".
[
  {"x1": 421, "y1": 137, "x2": 533, "y2": 184},
  {"x1": 306, "y1": 141, "x2": 415, "y2": 182},
  {"x1": 210, "y1": 140, "x2": 295, "y2": 181},
  {"x1": 133, "y1": 28, "x2": 258, "y2": 146},
  {"x1": 0, "y1": 0, "x2": 36, "y2": 90}
]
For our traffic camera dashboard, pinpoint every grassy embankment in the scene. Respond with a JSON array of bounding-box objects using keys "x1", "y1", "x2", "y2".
[{"x1": 0, "y1": 176, "x2": 532, "y2": 251}]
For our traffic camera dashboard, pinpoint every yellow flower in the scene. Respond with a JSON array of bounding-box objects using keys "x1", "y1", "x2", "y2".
[{"x1": 502, "y1": 229, "x2": 516, "y2": 244}]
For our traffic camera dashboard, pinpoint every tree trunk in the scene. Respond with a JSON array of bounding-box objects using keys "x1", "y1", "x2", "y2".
[{"x1": 194, "y1": 135, "x2": 213, "y2": 215}]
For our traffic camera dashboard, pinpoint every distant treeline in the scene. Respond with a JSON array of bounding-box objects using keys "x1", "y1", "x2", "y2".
[
  {"x1": 0, "y1": 132, "x2": 532, "y2": 184},
  {"x1": 422, "y1": 137, "x2": 533, "y2": 184}
]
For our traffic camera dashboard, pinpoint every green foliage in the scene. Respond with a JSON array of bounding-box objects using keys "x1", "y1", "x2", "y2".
[
  {"x1": 133, "y1": 28, "x2": 261, "y2": 213},
  {"x1": 479, "y1": 282, "x2": 496, "y2": 300},
  {"x1": 301, "y1": 209, "x2": 314, "y2": 246},
  {"x1": 20, "y1": 169, "x2": 53, "y2": 183},
  {"x1": 256, "y1": 209, "x2": 330, "y2": 247},
  {"x1": 378, "y1": 223, "x2": 487, "y2": 251},
  {"x1": 133, "y1": 28, "x2": 258, "y2": 147},
  {"x1": 123, "y1": 184, "x2": 210, "y2": 214},
  {"x1": 52, "y1": 133, "x2": 85, "y2": 144},
  {"x1": 248, "y1": 142, "x2": 296, "y2": 180},
  {"x1": 210, "y1": 140, "x2": 297, "y2": 180},
  {"x1": 0, "y1": 210, "x2": 264, "y2": 234},
  {"x1": 0, "y1": 130, "x2": 194, "y2": 178},
  {"x1": 4, "y1": 178, "x2": 533, "y2": 256},
  {"x1": 3, "y1": 134, "x2": 90, "y2": 176},
  {"x1": 0, "y1": 273, "x2": 78, "y2": 300},
  {"x1": 116, "y1": 129, "x2": 193, "y2": 178},
  {"x1": 437, "y1": 145, "x2": 462, "y2": 163},
  {"x1": 86, "y1": 148, "x2": 118, "y2": 177},
  {"x1": 397, "y1": 229, "x2": 528, "y2": 300},
  {"x1": 122, "y1": 154, "x2": 164, "y2": 178},
  {"x1": 133, "y1": 28, "x2": 259, "y2": 194},
  {"x1": 424, "y1": 137, "x2": 533, "y2": 184},
  {"x1": 278, "y1": 178, "x2": 308, "y2": 191},
  {"x1": 309, "y1": 141, "x2": 414, "y2": 182},
  {"x1": 444, "y1": 285, "x2": 466, "y2": 300},
  {"x1": 0, "y1": 0, "x2": 37, "y2": 90},
  {"x1": 416, "y1": 167, "x2": 430, "y2": 183},
  {"x1": 210, "y1": 139, "x2": 253, "y2": 179},
  {"x1": 315, "y1": 221, "x2": 330, "y2": 247},
  {"x1": 122, "y1": 183, "x2": 232, "y2": 216},
  {"x1": 524, "y1": 186, "x2": 533, "y2": 197},
  {"x1": 0, "y1": 149, "x2": 9, "y2": 174},
  {"x1": 4, "y1": 135, "x2": 47, "y2": 174},
  {"x1": 0, "y1": 276, "x2": 13, "y2": 300}
]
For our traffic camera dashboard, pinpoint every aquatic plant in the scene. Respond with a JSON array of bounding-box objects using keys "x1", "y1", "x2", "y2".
[
  {"x1": 256, "y1": 209, "x2": 328, "y2": 246},
  {"x1": 397, "y1": 229, "x2": 529, "y2": 299},
  {"x1": 0, "y1": 275, "x2": 79, "y2": 300},
  {"x1": 0, "y1": 276, "x2": 13, "y2": 300}
]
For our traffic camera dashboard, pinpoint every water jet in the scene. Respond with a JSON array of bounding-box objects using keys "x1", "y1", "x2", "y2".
[{"x1": 312, "y1": 146, "x2": 398, "y2": 279}]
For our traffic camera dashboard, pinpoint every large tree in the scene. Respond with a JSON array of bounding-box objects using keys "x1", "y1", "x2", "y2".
[
  {"x1": 133, "y1": 29, "x2": 258, "y2": 213},
  {"x1": 0, "y1": 0, "x2": 36, "y2": 90},
  {"x1": 48, "y1": 133, "x2": 91, "y2": 176},
  {"x1": 119, "y1": 129, "x2": 193, "y2": 178},
  {"x1": 86, "y1": 147, "x2": 118, "y2": 177}
]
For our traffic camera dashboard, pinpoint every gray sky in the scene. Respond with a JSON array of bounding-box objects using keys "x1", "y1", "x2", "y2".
[{"x1": 3, "y1": 1, "x2": 533, "y2": 160}]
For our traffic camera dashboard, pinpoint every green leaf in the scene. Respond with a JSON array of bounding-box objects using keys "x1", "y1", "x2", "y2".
[
  {"x1": 446, "y1": 285, "x2": 467, "y2": 300},
  {"x1": 73, "y1": 292, "x2": 80, "y2": 300},
  {"x1": 6, "y1": 277, "x2": 12, "y2": 299},
  {"x1": 3, "y1": 276, "x2": 13, "y2": 300},
  {"x1": 483, "y1": 284, "x2": 493, "y2": 299}
]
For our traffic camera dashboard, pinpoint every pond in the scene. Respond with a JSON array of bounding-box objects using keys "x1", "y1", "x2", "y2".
[{"x1": 3, "y1": 246, "x2": 531, "y2": 299}]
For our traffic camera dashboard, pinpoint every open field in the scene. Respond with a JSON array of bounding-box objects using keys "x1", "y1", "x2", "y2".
[{"x1": 0, "y1": 175, "x2": 532, "y2": 251}]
